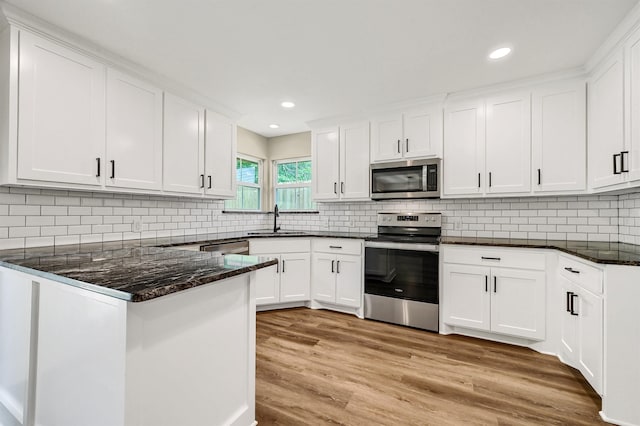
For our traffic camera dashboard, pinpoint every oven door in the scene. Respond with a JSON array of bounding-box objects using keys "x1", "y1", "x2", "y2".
[{"x1": 364, "y1": 242, "x2": 439, "y2": 304}]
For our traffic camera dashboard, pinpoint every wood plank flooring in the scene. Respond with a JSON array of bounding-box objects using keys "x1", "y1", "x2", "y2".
[{"x1": 256, "y1": 308, "x2": 608, "y2": 426}]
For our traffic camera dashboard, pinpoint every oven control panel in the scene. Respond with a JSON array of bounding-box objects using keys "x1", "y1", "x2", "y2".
[{"x1": 377, "y1": 212, "x2": 441, "y2": 227}]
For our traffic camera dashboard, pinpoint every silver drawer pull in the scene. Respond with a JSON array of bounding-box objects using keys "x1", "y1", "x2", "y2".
[
  {"x1": 481, "y1": 256, "x2": 501, "y2": 261},
  {"x1": 329, "y1": 245, "x2": 343, "y2": 249},
  {"x1": 564, "y1": 267, "x2": 580, "y2": 274}
]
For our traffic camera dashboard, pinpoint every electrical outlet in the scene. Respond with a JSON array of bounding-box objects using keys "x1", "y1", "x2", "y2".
[{"x1": 133, "y1": 217, "x2": 142, "y2": 232}]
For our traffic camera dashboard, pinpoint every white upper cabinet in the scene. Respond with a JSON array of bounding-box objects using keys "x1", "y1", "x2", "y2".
[
  {"x1": 312, "y1": 127, "x2": 340, "y2": 200},
  {"x1": 370, "y1": 114, "x2": 403, "y2": 162},
  {"x1": 106, "y1": 69, "x2": 163, "y2": 191},
  {"x1": 340, "y1": 121, "x2": 370, "y2": 199},
  {"x1": 370, "y1": 105, "x2": 442, "y2": 162},
  {"x1": 0, "y1": 28, "x2": 238, "y2": 199},
  {"x1": 205, "y1": 110, "x2": 236, "y2": 198},
  {"x1": 589, "y1": 51, "x2": 626, "y2": 189},
  {"x1": 532, "y1": 80, "x2": 587, "y2": 193},
  {"x1": 163, "y1": 93, "x2": 205, "y2": 195},
  {"x1": 17, "y1": 31, "x2": 105, "y2": 186},
  {"x1": 625, "y1": 27, "x2": 640, "y2": 182},
  {"x1": 312, "y1": 121, "x2": 370, "y2": 202},
  {"x1": 443, "y1": 99, "x2": 485, "y2": 196},
  {"x1": 485, "y1": 91, "x2": 531, "y2": 194},
  {"x1": 403, "y1": 106, "x2": 442, "y2": 159}
]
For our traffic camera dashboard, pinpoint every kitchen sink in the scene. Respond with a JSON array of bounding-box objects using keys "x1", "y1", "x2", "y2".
[{"x1": 247, "y1": 231, "x2": 308, "y2": 236}]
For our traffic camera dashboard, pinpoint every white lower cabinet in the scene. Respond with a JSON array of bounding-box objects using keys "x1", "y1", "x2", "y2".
[
  {"x1": 442, "y1": 245, "x2": 546, "y2": 341},
  {"x1": 311, "y1": 239, "x2": 363, "y2": 309},
  {"x1": 311, "y1": 253, "x2": 362, "y2": 308},
  {"x1": 557, "y1": 255, "x2": 603, "y2": 395},
  {"x1": 250, "y1": 239, "x2": 311, "y2": 306}
]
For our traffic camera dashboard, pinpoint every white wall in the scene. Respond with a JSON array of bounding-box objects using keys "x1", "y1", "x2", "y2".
[{"x1": 268, "y1": 132, "x2": 311, "y2": 161}]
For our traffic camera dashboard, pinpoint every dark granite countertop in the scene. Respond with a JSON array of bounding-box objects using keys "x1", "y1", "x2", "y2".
[
  {"x1": 0, "y1": 230, "x2": 369, "y2": 302},
  {"x1": 0, "y1": 244, "x2": 277, "y2": 302},
  {"x1": 441, "y1": 237, "x2": 640, "y2": 266}
]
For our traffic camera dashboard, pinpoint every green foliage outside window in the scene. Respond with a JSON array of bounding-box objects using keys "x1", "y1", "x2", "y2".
[{"x1": 275, "y1": 159, "x2": 315, "y2": 211}]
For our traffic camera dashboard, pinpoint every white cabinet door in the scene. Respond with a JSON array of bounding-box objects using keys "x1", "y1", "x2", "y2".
[
  {"x1": 589, "y1": 51, "x2": 625, "y2": 189},
  {"x1": 558, "y1": 275, "x2": 578, "y2": 366},
  {"x1": 205, "y1": 110, "x2": 236, "y2": 198},
  {"x1": 576, "y1": 288, "x2": 603, "y2": 395},
  {"x1": 335, "y1": 254, "x2": 362, "y2": 308},
  {"x1": 485, "y1": 91, "x2": 531, "y2": 194},
  {"x1": 255, "y1": 262, "x2": 280, "y2": 306},
  {"x1": 625, "y1": 28, "x2": 640, "y2": 182},
  {"x1": 0, "y1": 268, "x2": 34, "y2": 426},
  {"x1": 312, "y1": 127, "x2": 340, "y2": 200},
  {"x1": 532, "y1": 80, "x2": 586, "y2": 192},
  {"x1": 163, "y1": 94, "x2": 205, "y2": 194},
  {"x1": 490, "y1": 268, "x2": 546, "y2": 340},
  {"x1": 311, "y1": 253, "x2": 335, "y2": 303},
  {"x1": 280, "y1": 253, "x2": 310, "y2": 302},
  {"x1": 403, "y1": 106, "x2": 442, "y2": 159},
  {"x1": 442, "y1": 264, "x2": 491, "y2": 331},
  {"x1": 106, "y1": 69, "x2": 162, "y2": 191},
  {"x1": 340, "y1": 121, "x2": 370, "y2": 200},
  {"x1": 17, "y1": 32, "x2": 105, "y2": 186},
  {"x1": 443, "y1": 100, "x2": 485, "y2": 196},
  {"x1": 370, "y1": 114, "x2": 403, "y2": 162}
]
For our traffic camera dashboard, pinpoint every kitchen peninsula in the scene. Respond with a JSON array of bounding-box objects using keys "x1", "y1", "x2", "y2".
[{"x1": 0, "y1": 238, "x2": 277, "y2": 426}]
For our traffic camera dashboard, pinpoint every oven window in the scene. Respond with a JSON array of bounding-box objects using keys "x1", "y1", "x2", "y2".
[
  {"x1": 371, "y1": 166, "x2": 424, "y2": 193},
  {"x1": 364, "y1": 247, "x2": 438, "y2": 303}
]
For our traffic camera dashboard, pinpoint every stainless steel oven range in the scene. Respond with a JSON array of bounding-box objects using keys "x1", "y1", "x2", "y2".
[{"x1": 364, "y1": 212, "x2": 441, "y2": 332}]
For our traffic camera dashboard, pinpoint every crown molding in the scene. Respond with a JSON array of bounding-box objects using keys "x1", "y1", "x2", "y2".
[
  {"x1": 586, "y1": 0, "x2": 640, "y2": 73},
  {"x1": 0, "y1": 1, "x2": 243, "y2": 121}
]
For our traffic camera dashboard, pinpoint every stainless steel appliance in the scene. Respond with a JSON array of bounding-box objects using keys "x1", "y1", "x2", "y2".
[
  {"x1": 370, "y1": 158, "x2": 440, "y2": 200},
  {"x1": 364, "y1": 212, "x2": 441, "y2": 331},
  {"x1": 200, "y1": 240, "x2": 249, "y2": 255}
]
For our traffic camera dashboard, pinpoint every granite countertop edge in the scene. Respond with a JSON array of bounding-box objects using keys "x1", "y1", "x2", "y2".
[{"x1": 440, "y1": 237, "x2": 640, "y2": 266}]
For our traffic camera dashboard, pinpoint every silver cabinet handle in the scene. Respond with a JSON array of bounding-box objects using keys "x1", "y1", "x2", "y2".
[
  {"x1": 406, "y1": 138, "x2": 409, "y2": 152},
  {"x1": 336, "y1": 260, "x2": 340, "y2": 273},
  {"x1": 282, "y1": 259, "x2": 285, "y2": 273},
  {"x1": 331, "y1": 260, "x2": 335, "y2": 273},
  {"x1": 397, "y1": 139, "x2": 401, "y2": 153}
]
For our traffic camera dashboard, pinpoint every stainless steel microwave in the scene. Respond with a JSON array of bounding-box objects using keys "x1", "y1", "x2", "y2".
[{"x1": 370, "y1": 159, "x2": 441, "y2": 200}]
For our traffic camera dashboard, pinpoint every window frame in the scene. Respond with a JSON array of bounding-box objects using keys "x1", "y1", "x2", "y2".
[
  {"x1": 224, "y1": 154, "x2": 263, "y2": 212},
  {"x1": 273, "y1": 157, "x2": 315, "y2": 211}
]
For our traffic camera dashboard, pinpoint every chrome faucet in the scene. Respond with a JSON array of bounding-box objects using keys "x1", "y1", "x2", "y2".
[{"x1": 273, "y1": 204, "x2": 280, "y2": 233}]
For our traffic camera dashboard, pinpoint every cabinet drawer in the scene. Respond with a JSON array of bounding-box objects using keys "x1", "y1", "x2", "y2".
[
  {"x1": 442, "y1": 245, "x2": 546, "y2": 271},
  {"x1": 312, "y1": 239, "x2": 362, "y2": 256},
  {"x1": 558, "y1": 254, "x2": 603, "y2": 294},
  {"x1": 249, "y1": 238, "x2": 310, "y2": 254}
]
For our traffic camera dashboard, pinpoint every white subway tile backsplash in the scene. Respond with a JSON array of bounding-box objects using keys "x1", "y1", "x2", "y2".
[{"x1": 0, "y1": 186, "x2": 639, "y2": 250}]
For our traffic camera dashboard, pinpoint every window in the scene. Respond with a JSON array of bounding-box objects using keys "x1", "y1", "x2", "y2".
[
  {"x1": 274, "y1": 158, "x2": 316, "y2": 211},
  {"x1": 224, "y1": 156, "x2": 262, "y2": 211}
]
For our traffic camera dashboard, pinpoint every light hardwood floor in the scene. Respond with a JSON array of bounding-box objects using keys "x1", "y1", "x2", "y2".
[{"x1": 256, "y1": 308, "x2": 607, "y2": 426}]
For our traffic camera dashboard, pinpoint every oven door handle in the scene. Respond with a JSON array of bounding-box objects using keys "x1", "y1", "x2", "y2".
[{"x1": 364, "y1": 241, "x2": 439, "y2": 252}]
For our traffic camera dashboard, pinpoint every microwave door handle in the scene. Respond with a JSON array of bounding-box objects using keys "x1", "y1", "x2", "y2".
[{"x1": 422, "y1": 166, "x2": 428, "y2": 191}]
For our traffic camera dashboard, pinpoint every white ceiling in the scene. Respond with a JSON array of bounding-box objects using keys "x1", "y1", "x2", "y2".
[{"x1": 5, "y1": 0, "x2": 638, "y2": 137}]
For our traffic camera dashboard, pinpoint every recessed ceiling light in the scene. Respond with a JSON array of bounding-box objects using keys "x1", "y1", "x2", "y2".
[
  {"x1": 489, "y1": 47, "x2": 512, "y2": 60},
  {"x1": 281, "y1": 101, "x2": 295, "y2": 108},
  {"x1": 269, "y1": 124, "x2": 280, "y2": 129}
]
